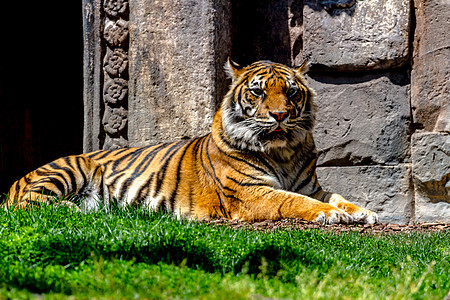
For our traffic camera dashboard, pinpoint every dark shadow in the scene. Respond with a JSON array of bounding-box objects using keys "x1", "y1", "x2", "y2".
[
  {"x1": 304, "y1": 0, "x2": 357, "y2": 16},
  {"x1": 231, "y1": 0, "x2": 292, "y2": 66},
  {"x1": 308, "y1": 69, "x2": 410, "y2": 87},
  {"x1": 230, "y1": 0, "x2": 358, "y2": 68},
  {"x1": 0, "y1": 1, "x2": 83, "y2": 195}
]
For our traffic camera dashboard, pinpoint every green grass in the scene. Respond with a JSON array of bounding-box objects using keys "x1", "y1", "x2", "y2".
[{"x1": 0, "y1": 204, "x2": 448, "y2": 299}]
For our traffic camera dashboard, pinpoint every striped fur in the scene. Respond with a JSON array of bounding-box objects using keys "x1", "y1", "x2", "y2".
[{"x1": 6, "y1": 59, "x2": 378, "y2": 224}]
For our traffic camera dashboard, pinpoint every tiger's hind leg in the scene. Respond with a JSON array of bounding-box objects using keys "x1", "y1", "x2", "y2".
[{"x1": 6, "y1": 155, "x2": 108, "y2": 211}]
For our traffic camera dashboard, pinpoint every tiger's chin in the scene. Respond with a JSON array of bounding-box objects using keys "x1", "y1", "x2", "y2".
[
  {"x1": 259, "y1": 129, "x2": 309, "y2": 161},
  {"x1": 224, "y1": 126, "x2": 309, "y2": 162},
  {"x1": 264, "y1": 144, "x2": 295, "y2": 162},
  {"x1": 265, "y1": 139, "x2": 287, "y2": 148}
]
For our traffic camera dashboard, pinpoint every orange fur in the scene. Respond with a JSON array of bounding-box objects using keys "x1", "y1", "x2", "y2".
[{"x1": 6, "y1": 59, "x2": 378, "y2": 224}]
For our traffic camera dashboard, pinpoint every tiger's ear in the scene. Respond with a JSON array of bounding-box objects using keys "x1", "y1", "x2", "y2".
[
  {"x1": 295, "y1": 58, "x2": 310, "y2": 75},
  {"x1": 225, "y1": 57, "x2": 245, "y2": 81}
]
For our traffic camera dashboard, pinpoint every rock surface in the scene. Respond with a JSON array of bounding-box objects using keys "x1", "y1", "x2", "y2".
[
  {"x1": 82, "y1": 0, "x2": 450, "y2": 224},
  {"x1": 309, "y1": 72, "x2": 411, "y2": 166},
  {"x1": 316, "y1": 165, "x2": 413, "y2": 224},
  {"x1": 128, "y1": 0, "x2": 231, "y2": 146},
  {"x1": 411, "y1": 0, "x2": 450, "y2": 133},
  {"x1": 412, "y1": 132, "x2": 450, "y2": 223},
  {"x1": 303, "y1": 0, "x2": 410, "y2": 71}
]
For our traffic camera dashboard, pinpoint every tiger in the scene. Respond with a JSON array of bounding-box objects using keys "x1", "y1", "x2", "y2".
[{"x1": 6, "y1": 59, "x2": 378, "y2": 224}]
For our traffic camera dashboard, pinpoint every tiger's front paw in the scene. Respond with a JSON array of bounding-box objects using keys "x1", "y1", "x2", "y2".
[
  {"x1": 312, "y1": 207, "x2": 354, "y2": 225},
  {"x1": 350, "y1": 208, "x2": 378, "y2": 224},
  {"x1": 328, "y1": 194, "x2": 378, "y2": 224}
]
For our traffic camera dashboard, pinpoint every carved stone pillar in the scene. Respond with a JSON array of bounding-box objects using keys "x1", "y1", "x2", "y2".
[
  {"x1": 83, "y1": 0, "x2": 129, "y2": 151},
  {"x1": 83, "y1": 0, "x2": 103, "y2": 152},
  {"x1": 83, "y1": 0, "x2": 231, "y2": 151}
]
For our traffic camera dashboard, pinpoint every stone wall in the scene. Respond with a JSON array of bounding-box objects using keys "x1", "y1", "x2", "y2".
[
  {"x1": 83, "y1": 0, "x2": 449, "y2": 224},
  {"x1": 410, "y1": 0, "x2": 450, "y2": 222}
]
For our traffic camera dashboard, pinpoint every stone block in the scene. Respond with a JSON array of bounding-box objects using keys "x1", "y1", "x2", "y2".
[
  {"x1": 303, "y1": 0, "x2": 410, "y2": 71},
  {"x1": 83, "y1": 0, "x2": 104, "y2": 152},
  {"x1": 411, "y1": 0, "x2": 450, "y2": 132},
  {"x1": 128, "y1": 0, "x2": 231, "y2": 146},
  {"x1": 308, "y1": 72, "x2": 411, "y2": 166},
  {"x1": 412, "y1": 132, "x2": 450, "y2": 223},
  {"x1": 317, "y1": 165, "x2": 413, "y2": 224}
]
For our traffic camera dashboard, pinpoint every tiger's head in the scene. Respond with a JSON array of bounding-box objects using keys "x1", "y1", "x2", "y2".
[{"x1": 220, "y1": 59, "x2": 316, "y2": 160}]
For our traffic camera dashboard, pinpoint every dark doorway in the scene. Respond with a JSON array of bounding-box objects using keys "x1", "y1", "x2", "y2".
[
  {"x1": 231, "y1": 0, "x2": 297, "y2": 67},
  {"x1": 0, "y1": 3, "x2": 83, "y2": 195}
]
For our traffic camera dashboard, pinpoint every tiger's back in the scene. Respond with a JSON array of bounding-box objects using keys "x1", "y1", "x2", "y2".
[
  {"x1": 84, "y1": 136, "x2": 214, "y2": 218},
  {"x1": 8, "y1": 136, "x2": 214, "y2": 218},
  {"x1": 6, "y1": 59, "x2": 379, "y2": 224}
]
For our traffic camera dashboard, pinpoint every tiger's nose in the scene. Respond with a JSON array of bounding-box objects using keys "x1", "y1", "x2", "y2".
[{"x1": 269, "y1": 111, "x2": 288, "y2": 122}]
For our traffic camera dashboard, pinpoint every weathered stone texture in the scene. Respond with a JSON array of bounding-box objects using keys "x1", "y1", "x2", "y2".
[
  {"x1": 309, "y1": 73, "x2": 411, "y2": 167},
  {"x1": 304, "y1": 0, "x2": 410, "y2": 71},
  {"x1": 317, "y1": 165, "x2": 413, "y2": 224},
  {"x1": 412, "y1": 132, "x2": 450, "y2": 223},
  {"x1": 83, "y1": 0, "x2": 103, "y2": 152},
  {"x1": 412, "y1": 0, "x2": 450, "y2": 133},
  {"x1": 81, "y1": 0, "x2": 450, "y2": 224},
  {"x1": 128, "y1": 0, "x2": 231, "y2": 147}
]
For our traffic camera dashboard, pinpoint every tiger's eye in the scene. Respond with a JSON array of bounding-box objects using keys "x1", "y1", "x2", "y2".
[
  {"x1": 250, "y1": 88, "x2": 264, "y2": 97},
  {"x1": 286, "y1": 88, "x2": 298, "y2": 97}
]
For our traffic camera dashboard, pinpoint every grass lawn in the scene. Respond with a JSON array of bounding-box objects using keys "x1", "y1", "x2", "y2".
[{"x1": 0, "y1": 203, "x2": 448, "y2": 299}]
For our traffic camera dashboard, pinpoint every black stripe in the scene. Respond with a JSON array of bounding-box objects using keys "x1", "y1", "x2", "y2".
[
  {"x1": 229, "y1": 167, "x2": 264, "y2": 182},
  {"x1": 14, "y1": 181, "x2": 21, "y2": 196},
  {"x1": 135, "y1": 172, "x2": 156, "y2": 205},
  {"x1": 199, "y1": 135, "x2": 233, "y2": 205},
  {"x1": 215, "y1": 189, "x2": 230, "y2": 219},
  {"x1": 29, "y1": 188, "x2": 59, "y2": 198},
  {"x1": 108, "y1": 172, "x2": 127, "y2": 193},
  {"x1": 35, "y1": 169, "x2": 70, "y2": 194},
  {"x1": 205, "y1": 136, "x2": 235, "y2": 193},
  {"x1": 193, "y1": 135, "x2": 206, "y2": 162},
  {"x1": 111, "y1": 146, "x2": 150, "y2": 173},
  {"x1": 63, "y1": 157, "x2": 78, "y2": 192},
  {"x1": 167, "y1": 138, "x2": 199, "y2": 211},
  {"x1": 182, "y1": 136, "x2": 206, "y2": 214},
  {"x1": 309, "y1": 185, "x2": 323, "y2": 199},
  {"x1": 215, "y1": 136, "x2": 270, "y2": 176},
  {"x1": 23, "y1": 175, "x2": 31, "y2": 184},
  {"x1": 50, "y1": 157, "x2": 78, "y2": 186},
  {"x1": 226, "y1": 176, "x2": 270, "y2": 188},
  {"x1": 221, "y1": 192, "x2": 243, "y2": 203},
  {"x1": 35, "y1": 177, "x2": 66, "y2": 197},
  {"x1": 199, "y1": 135, "x2": 213, "y2": 181},
  {"x1": 75, "y1": 157, "x2": 88, "y2": 192},
  {"x1": 293, "y1": 152, "x2": 315, "y2": 178},
  {"x1": 85, "y1": 149, "x2": 114, "y2": 160},
  {"x1": 252, "y1": 152, "x2": 278, "y2": 179},
  {"x1": 218, "y1": 129, "x2": 237, "y2": 150},
  {"x1": 110, "y1": 148, "x2": 143, "y2": 173},
  {"x1": 223, "y1": 185, "x2": 236, "y2": 193},
  {"x1": 152, "y1": 140, "x2": 191, "y2": 199},
  {"x1": 126, "y1": 143, "x2": 169, "y2": 182},
  {"x1": 92, "y1": 164, "x2": 105, "y2": 200},
  {"x1": 205, "y1": 136, "x2": 244, "y2": 205},
  {"x1": 293, "y1": 162, "x2": 316, "y2": 192}
]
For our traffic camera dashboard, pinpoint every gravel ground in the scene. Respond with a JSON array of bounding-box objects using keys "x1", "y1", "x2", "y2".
[{"x1": 203, "y1": 218, "x2": 450, "y2": 234}]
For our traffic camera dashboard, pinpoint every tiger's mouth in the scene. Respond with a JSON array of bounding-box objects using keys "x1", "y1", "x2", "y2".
[
  {"x1": 273, "y1": 127, "x2": 283, "y2": 132},
  {"x1": 260, "y1": 127, "x2": 287, "y2": 141}
]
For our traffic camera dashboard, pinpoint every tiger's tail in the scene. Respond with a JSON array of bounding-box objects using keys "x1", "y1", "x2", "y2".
[{"x1": 6, "y1": 155, "x2": 108, "y2": 211}]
